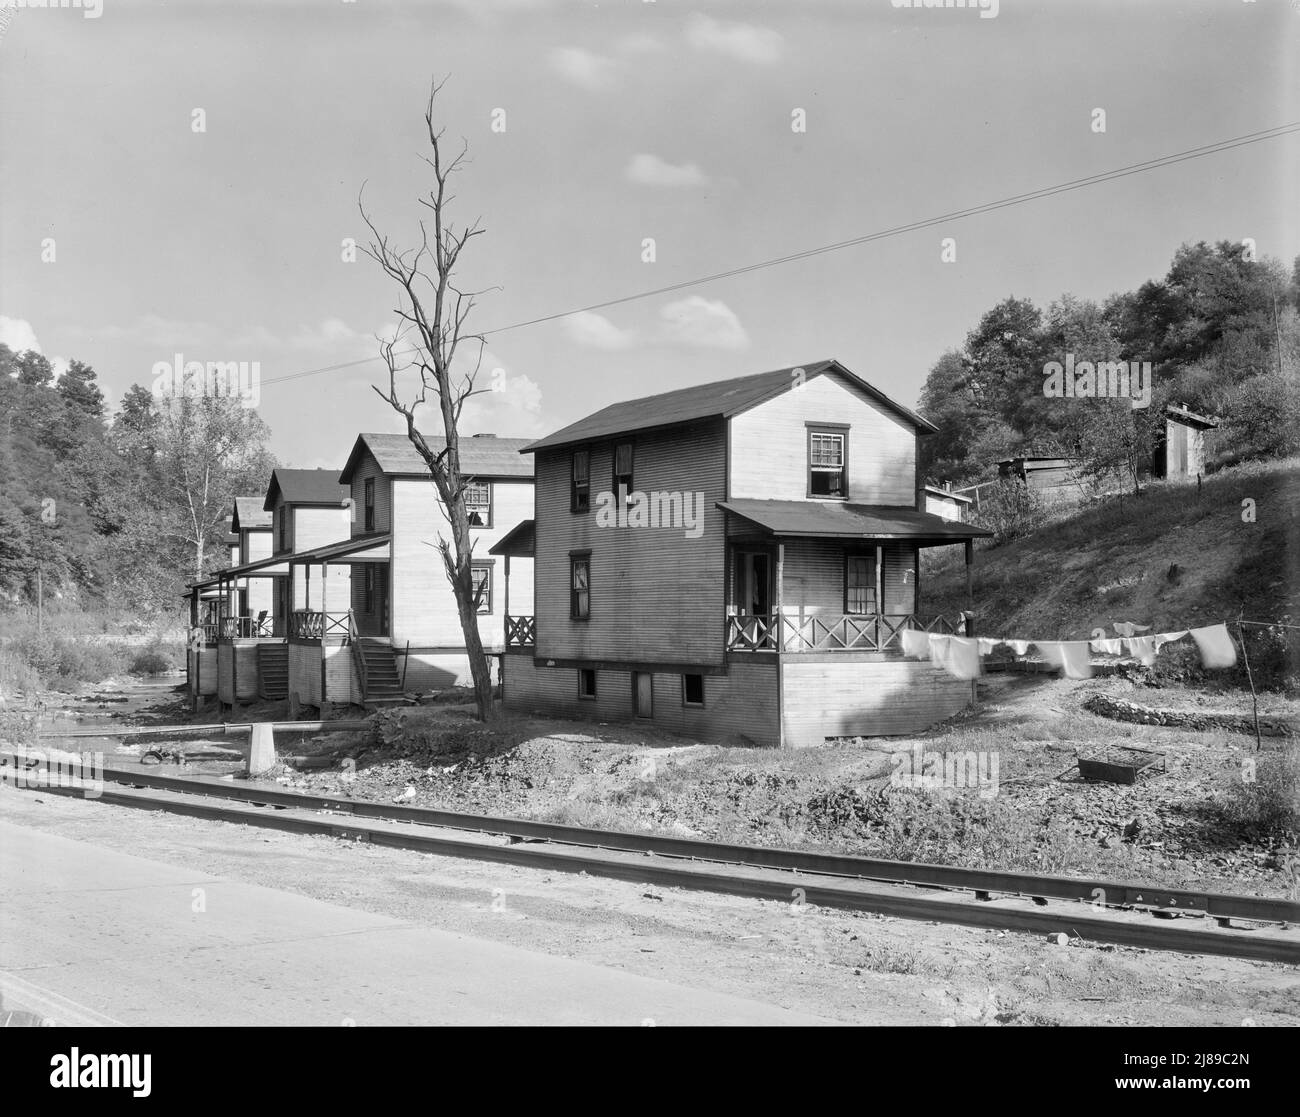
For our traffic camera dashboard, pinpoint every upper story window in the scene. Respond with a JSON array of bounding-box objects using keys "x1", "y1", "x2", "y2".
[
  {"x1": 613, "y1": 441, "x2": 634, "y2": 500},
  {"x1": 363, "y1": 478, "x2": 375, "y2": 532},
  {"x1": 808, "y1": 425, "x2": 849, "y2": 499},
  {"x1": 570, "y1": 553, "x2": 590, "y2": 620},
  {"x1": 571, "y1": 450, "x2": 590, "y2": 513},
  {"x1": 278, "y1": 509, "x2": 288, "y2": 552},
  {"x1": 465, "y1": 481, "x2": 492, "y2": 527}
]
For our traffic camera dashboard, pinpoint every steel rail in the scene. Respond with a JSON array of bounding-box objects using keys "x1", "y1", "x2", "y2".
[
  {"x1": 14, "y1": 778, "x2": 1300, "y2": 964},
  {"x1": 6, "y1": 750, "x2": 1296, "y2": 928}
]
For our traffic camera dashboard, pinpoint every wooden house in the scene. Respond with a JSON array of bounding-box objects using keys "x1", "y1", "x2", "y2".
[
  {"x1": 1154, "y1": 403, "x2": 1217, "y2": 479},
  {"x1": 324, "y1": 432, "x2": 536, "y2": 700},
  {"x1": 498, "y1": 359, "x2": 990, "y2": 747},
  {"x1": 923, "y1": 484, "x2": 973, "y2": 523}
]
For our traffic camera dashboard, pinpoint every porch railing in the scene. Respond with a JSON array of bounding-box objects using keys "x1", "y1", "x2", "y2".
[
  {"x1": 290, "y1": 610, "x2": 352, "y2": 642},
  {"x1": 505, "y1": 615, "x2": 536, "y2": 648},
  {"x1": 726, "y1": 613, "x2": 956, "y2": 653},
  {"x1": 218, "y1": 615, "x2": 274, "y2": 640},
  {"x1": 348, "y1": 611, "x2": 368, "y2": 699},
  {"x1": 189, "y1": 624, "x2": 218, "y2": 648}
]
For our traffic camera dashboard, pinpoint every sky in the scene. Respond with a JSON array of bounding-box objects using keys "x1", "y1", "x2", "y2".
[{"x1": 1, "y1": 0, "x2": 1296, "y2": 470}]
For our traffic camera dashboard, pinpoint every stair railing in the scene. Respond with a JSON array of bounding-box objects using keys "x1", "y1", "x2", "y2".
[{"x1": 348, "y1": 611, "x2": 368, "y2": 702}]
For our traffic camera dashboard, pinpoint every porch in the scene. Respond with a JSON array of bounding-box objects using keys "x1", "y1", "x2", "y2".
[{"x1": 725, "y1": 611, "x2": 956, "y2": 654}]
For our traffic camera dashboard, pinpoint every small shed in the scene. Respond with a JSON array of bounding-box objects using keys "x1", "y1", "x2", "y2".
[
  {"x1": 923, "y1": 484, "x2": 974, "y2": 523},
  {"x1": 996, "y1": 456, "x2": 1080, "y2": 491},
  {"x1": 1154, "y1": 403, "x2": 1217, "y2": 480}
]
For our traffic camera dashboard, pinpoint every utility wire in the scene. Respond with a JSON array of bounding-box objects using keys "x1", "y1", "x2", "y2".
[{"x1": 260, "y1": 121, "x2": 1300, "y2": 389}]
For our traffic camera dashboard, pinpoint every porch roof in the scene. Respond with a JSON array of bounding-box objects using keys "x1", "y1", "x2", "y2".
[
  {"x1": 717, "y1": 499, "x2": 992, "y2": 544},
  {"x1": 288, "y1": 533, "x2": 391, "y2": 565},
  {"x1": 488, "y1": 519, "x2": 534, "y2": 557},
  {"x1": 208, "y1": 552, "x2": 292, "y2": 580}
]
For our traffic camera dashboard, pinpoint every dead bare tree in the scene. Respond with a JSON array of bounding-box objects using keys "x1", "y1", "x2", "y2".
[{"x1": 360, "y1": 77, "x2": 499, "y2": 720}]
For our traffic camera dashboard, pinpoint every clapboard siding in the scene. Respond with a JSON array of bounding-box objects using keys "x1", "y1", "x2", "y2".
[
  {"x1": 503, "y1": 655, "x2": 780, "y2": 746},
  {"x1": 390, "y1": 476, "x2": 535, "y2": 651},
  {"x1": 729, "y1": 370, "x2": 916, "y2": 504},
  {"x1": 533, "y1": 418, "x2": 727, "y2": 664},
  {"x1": 348, "y1": 448, "x2": 392, "y2": 537},
  {"x1": 772, "y1": 540, "x2": 915, "y2": 615},
  {"x1": 289, "y1": 644, "x2": 322, "y2": 706},
  {"x1": 293, "y1": 505, "x2": 351, "y2": 551},
  {"x1": 781, "y1": 658, "x2": 969, "y2": 745}
]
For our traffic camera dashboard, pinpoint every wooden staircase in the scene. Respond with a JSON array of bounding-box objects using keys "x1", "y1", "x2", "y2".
[
  {"x1": 356, "y1": 638, "x2": 405, "y2": 706},
  {"x1": 257, "y1": 643, "x2": 289, "y2": 700}
]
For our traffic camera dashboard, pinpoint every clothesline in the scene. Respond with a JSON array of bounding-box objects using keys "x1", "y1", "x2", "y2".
[
  {"x1": 1237, "y1": 619, "x2": 1300, "y2": 631},
  {"x1": 901, "y1": 622, "x2": 1238, "y2": 681}
]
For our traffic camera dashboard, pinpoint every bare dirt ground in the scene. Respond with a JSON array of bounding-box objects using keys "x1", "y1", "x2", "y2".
[
  {"x1": 1, "y1": 785, "x2": 1295, "y2": 1027},
  {"x1": 3, "y1": 671, "x2": 1297, "y2": 1026}
]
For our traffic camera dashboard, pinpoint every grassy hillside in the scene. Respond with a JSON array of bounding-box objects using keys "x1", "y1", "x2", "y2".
[{"x1": 922, "y1": 459, "x2": 1300, "y2": 689}]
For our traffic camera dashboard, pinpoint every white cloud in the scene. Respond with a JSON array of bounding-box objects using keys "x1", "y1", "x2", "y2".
[
  {"x1": 562, "y1": 311, "x2": 638, "y2": 351},
  {"x1": 0, "y1": 316, "x2": 41, "y2": 354},
  {"x1": 659, "y1": 296, "x2": 750, "y2": 351},
  {"x1": 625, "y1": 153, "x2": 709, "y2": 188},
  {"x1": 684, "y1": 13, "x2": 783, "y2": 64},
  {"x1": 551, "y1": 46, "x2": 617, "y2": 91}
]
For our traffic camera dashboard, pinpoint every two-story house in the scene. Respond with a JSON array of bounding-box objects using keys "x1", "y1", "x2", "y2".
[
  {"x1": 499, "y1": 359, "x2": 990, "y2": 747},
  {"x1": 228, "y1": 496, "x2": 275, "y2": 628},
  {"x1": 324, "y1": 432, "x2": 535, "y2": 700}
]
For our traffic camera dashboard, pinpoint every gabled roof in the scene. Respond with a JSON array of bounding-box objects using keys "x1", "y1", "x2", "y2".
[
  {"x1": 718, "y1": 499, "x2": 991, "y2": 543},
  {"x1": 521, "y1": 359, "x2": 937, "y2": 454},
  {"x1": 339, "y1": 432, "x2": 535, "y2": 484},
  {"x1": 924, "y1": 485, "x2": 974, "y2": 504},
  {"x1": 231, "y1": 496, "x2": 272, "y2": 533},
  {"x1": 262, "y1": 468, "x2": 350, "y2": 511}
]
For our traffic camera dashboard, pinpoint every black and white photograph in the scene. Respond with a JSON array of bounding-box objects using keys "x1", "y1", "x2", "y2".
[{"x1": 0, "y1": 0, "x2": 1296, "y2": 1081}]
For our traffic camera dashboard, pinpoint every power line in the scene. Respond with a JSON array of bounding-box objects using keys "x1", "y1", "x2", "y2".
[{"x1": 260, "y1": 121, "x2": 1300, "y2": 389}]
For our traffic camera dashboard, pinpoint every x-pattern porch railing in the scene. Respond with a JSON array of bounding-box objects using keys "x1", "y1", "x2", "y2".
[
  {"x1": 726, "y1": 613, "x2": 956, "y2": 653},
  {"x1": 290, "y1": 610, "x2": 351, "y2": 641},
  {"x1": 505, "y1": 615, "x2": 536, "y2": 648},
  {"x1": 218, "y1": 615, "x2": 274, "y2": 640}
]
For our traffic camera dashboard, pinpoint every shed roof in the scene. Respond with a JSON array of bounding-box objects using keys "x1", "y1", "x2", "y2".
[
  {"x1": 488, "y1": 519, "x2": 535, "y2": 557},
  {"x1": 1164, "y1": 403, "x2": 1219, "y2": 430},
  {"x1": 339, "y1": 433, "x2": 535, "y2": 484},
  {"x1": 718, "y1": 499, "x2": 991, "y2": 543},
  {"x1": 262, "y1": 468, "x2": 350, "y2": 511},
  {"x1": 924, "y1": 484, "x2": 974, "y2": 504},
  {"x1": 522, "y1": 359, "x2": 937, "y2": 454}
]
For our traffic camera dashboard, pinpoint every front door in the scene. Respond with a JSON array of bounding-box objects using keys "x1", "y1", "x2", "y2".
[
  {"x1": 732, "y1": 549, "x2": 772, "y2": 617},
  {"x1": 376, "y1": 564, "x2": 390, "y2": 637}
]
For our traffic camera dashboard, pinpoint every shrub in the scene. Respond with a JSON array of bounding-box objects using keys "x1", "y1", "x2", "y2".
[
  {"x1": 5, "y1": 630, "x2": 122, "y2": 689},
  {"x1": 973, "y1": 479, "x2": 1045, "y2": 546},
  {"x1": 1222, "y1": 743, "x2": 1300, "y2": 842},
  {"x1": 128, "y1": 642, "x2": 180, "y2": 675}
]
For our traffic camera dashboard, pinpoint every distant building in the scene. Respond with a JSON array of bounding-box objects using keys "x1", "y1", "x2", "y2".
[
  {"x1": 923, "y1": 484, "x2": 973, "y2": 523},
  {"x1": 1154, "y1": 403, "x2": 1217, "y2": 480}
]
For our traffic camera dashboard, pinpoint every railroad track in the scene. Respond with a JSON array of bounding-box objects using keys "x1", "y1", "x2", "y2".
[{"x1": 4, "y1": 750, "x2": 1298, "y2": 964}]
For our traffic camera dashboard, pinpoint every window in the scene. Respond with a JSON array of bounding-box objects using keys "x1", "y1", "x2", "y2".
[
  {"x1": 845, "y1": 554, "x2": 876, "y2": 614},
  {"x1": 570, "y1": 553, "x2": 590, "y2": 620},
  {"x1": 364, "y1": 478, "x2": 375, "y2": 532},
  {"x1": 613, "y1": 441, "x2": 634, "y2": 501},
  {"x1": 470, "y1": 562, "x2": 493, "y2": 614},
  {"x1": 465, "y1": 481, "x2": 492, "y2": 527},
  {"x1": 808, "y1": 426, "x2": 848, "y2": 498},
  {"x1": 278, "y1": 510, "x2": 288, "y2": 553},
  {"x1": 578, "y1": 668, "x2": 597, "y2": 700},
  {"x1": 364, "y1": 564, "x2": 374, "y2": 613},
  {"x1": 571, "y1": 450, "x2": 590, "y2": 513},
  {"x1": 682, "y1": 673, "x2": 705, "y2": 707}
]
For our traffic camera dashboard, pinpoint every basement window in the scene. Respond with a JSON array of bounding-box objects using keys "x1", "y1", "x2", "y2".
[
  {"x1": 578, "y1": 668, "x2": 597, "y2": 700},
  {"x1": 682, "y1": 673, "x2": 705, "y2": 708}
]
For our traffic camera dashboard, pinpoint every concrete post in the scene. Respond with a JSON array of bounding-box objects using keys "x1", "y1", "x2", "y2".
[{"x1": 247, "y1": 724, "x2": 276, "y2": 777}]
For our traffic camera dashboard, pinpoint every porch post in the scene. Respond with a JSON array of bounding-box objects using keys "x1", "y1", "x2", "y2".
[
  {"x1": 775, "y1": 543, "x2": 784, "y2": 649},
  {"x1": 874, "y1": 543, "x2": 884, "y2": 647},
  {"x1": 304, "y1": 562, "x2": 311, "y2": 611},
  {"x1": 321, "y1": 560, "x2": 328, "y2": 628},
  {"x1": 964, "y1": 538, "x2": 974, "y2": 612},
  {"x1": 504, "y1": 554, "x2": 511, "y2": 618}
]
